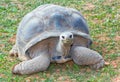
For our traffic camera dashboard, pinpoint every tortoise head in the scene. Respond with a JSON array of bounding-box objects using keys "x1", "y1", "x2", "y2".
[{"x1": 59, "y1": 32, "x2": 74, "y2": 45}]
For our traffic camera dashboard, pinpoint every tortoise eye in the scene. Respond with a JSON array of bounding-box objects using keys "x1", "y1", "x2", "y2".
[
  {"x1": 62, "y1": 36, "x2": 65, "y2": 39},
  {"x1": 69, "y1": 35, "x2": 72, "y2": 38}
]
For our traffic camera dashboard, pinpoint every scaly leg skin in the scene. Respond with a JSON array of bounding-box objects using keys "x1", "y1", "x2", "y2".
[
  {"x1": 71, "y1": 46, "x2": 105, "y2": 70},
  {"x1": 9, "y1": 45, "x2": 18, "y2": 57},
  {"x1": 89, "y1": 59, "x2": 105, "y2": 70},
  {"x1": 12, "y1": 53, "x2": 50, "y2": 75}
]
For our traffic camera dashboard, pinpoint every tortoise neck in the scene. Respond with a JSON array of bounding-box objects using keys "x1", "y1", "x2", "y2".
[{"x1": 56, "y1": 40, "x2": 71, "y2": 56}]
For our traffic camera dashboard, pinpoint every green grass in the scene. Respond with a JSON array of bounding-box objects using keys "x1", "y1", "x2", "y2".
[{"x1": 0, "y1": 0, "x2": 120, "y2": 82}]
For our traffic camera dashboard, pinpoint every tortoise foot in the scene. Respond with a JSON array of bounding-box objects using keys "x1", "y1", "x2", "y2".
[
  {"x1": 90, "y1": 59, "x2": 105, "y2": 70},
  {"x1": 9, "y1": 45, "x2": 18, "y2": 57}
]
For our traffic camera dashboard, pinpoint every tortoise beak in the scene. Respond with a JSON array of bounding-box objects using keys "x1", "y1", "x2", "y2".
[{"x1": 62, "y1": 39, "x2": 73, "y2": 44}]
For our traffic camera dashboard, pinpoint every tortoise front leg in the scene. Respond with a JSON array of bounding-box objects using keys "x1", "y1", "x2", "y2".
[
  {"x1": 71, "y1": 46, "x2": 105, "y2": 69},
  {"x1": 12, "y1": 53, "x2": 50, "y2": 75}
]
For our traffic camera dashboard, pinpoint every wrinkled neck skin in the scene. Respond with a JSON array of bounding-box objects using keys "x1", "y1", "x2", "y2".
[{"x1": 56, "y1": 40, "x2": 72, "y2": 57}]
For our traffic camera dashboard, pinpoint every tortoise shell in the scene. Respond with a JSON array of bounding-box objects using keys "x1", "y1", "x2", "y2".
[{"x1": 16, "y1": 4, "x2": 92, "y2": 56}]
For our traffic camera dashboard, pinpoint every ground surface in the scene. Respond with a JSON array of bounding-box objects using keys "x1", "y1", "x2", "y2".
[{"x1": 0, "y1": 0, "x2": 120, "y2": 82}]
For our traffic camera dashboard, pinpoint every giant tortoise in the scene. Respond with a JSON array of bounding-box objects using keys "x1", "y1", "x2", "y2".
[{"x1": 10, "y1": 4, "x2": 105, "y2": 75}]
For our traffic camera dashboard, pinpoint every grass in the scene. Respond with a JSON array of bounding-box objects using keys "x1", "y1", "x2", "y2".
[{"x1": 0, "y1": 0, "x2": 120, "y2": 82}]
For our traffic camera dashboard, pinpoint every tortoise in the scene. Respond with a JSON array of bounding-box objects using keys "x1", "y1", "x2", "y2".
[{"x1": 10, "y1": 4, "x2": 105, "y2": 75}]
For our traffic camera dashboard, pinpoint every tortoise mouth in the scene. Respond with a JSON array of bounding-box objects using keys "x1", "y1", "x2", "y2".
[{"x1": 62, "y1": 39, "x2": 73, "y2": 44}]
